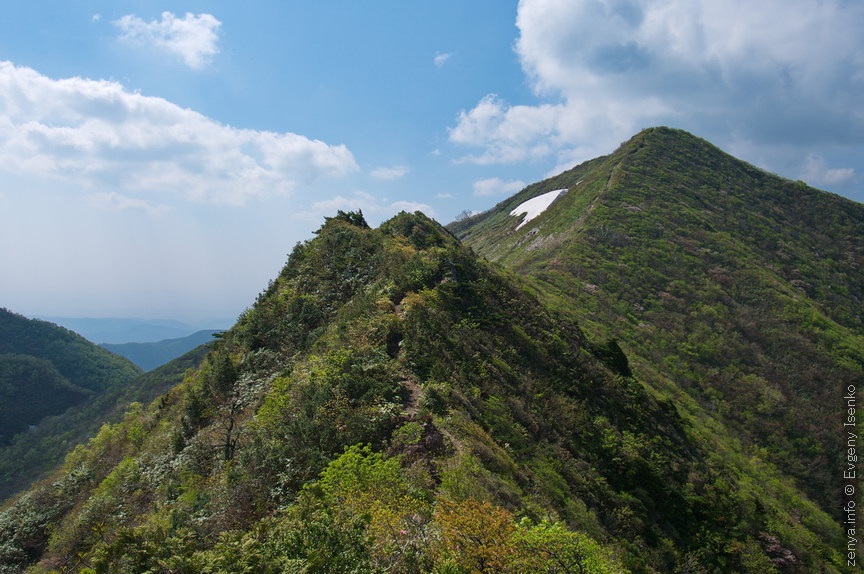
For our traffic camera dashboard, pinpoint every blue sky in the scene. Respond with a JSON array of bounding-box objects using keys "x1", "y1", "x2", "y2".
[{"x1": 1, "y1": 1, "x2": 862, "y2": 323}]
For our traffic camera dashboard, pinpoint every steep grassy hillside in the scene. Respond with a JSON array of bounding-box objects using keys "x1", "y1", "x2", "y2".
[
  {"x1": 450, "y1": 127, "x2": 864, "y2": 520},
  {"x1": 0, "y1": 212, "x2": 848, "y2": 573}
]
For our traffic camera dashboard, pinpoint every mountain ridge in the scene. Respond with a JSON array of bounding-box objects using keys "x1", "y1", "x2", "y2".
[
  {"x1": 449, "y1": 126, "x2": 864, "y2": 519},
  {"x1": 35, "y1": 317, "x2": 232, "y2": 345},
  {"x1": 0, "y1": 206, "x2": 851, "y2": 573}
]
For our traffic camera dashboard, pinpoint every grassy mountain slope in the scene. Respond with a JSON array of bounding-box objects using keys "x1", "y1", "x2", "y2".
[
  {"x1": 449, "y1": 127, "x2": 864, "y2": 519},
  {"x1": 0, "y1": 212, "x2": 848, "y2": 573},
  {"x1": 0, "y1": 309, "x2": 142, "y2": 446},
  {"x1": 101, "y1": 330, "x2": 222, "y2": 371}
]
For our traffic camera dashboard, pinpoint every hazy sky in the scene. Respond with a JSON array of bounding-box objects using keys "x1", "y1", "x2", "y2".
[{"x1": 1, "y1": 1, "x2": 862, "y2": 322}]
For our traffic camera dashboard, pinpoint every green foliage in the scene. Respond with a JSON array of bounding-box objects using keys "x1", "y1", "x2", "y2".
[
  {"x1": 322, "y1": 209, "x2": 371, "y2": 230},
  {"x1": 204, "y1": 350, "x2": 237, "y2": 398},
  {"x1": 433, "y1": 499, "x2": 627, "y2": 574},
  {"x1": 315, "y1": 445, "x2": 431, "y2": 572},
  {"x1": 249, "y1": 348, "x2": 402, "y2": 497},
  {"x1": 512, "y1": 519, "x2": 627, "y2": 574},
  {"x1": 391, "y1": 421, "x2": 424, "y2": 448},
  {"x1": 590, "y1": 339, "x2": 633, "y2": 379},
  {"x1": 1, "y1": 198, "x2": 855, "y2": 574},
  {"x1": 380, "y1": 210, "x2": 459, "y2": 250},
  {"x1": 0, "y1": 465, "x2": 91, "y2": 572},
  {"x1": 318, "y1": 444, "x2": 409, "y2": 496}
]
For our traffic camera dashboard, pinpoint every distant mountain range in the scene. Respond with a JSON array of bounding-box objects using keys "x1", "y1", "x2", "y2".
[
  {"x1": 101, "y1": 330, "x2": 222, "y2": 371},
  {"x1": 35, "y1": 316, "x2": 233, "y2": 344}
]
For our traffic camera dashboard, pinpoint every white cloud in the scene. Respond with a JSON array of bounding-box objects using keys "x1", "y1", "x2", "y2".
[
  {"x1": 91, "y1": 14, "x2": 101, "y2": 22},
  {"x1": 434, "y1": 52, "x2": 452, "y2": 68},
  {"x1": 450, "y1": 95, "x2": 569, "y2": 164},
  {"x1": 305, "y1": 191, "x2": 436, "y2": 221},
  {"x1": 801, "y1": 155, "x2": 856, "y2": 187},
  {"x1": 0, "y1": 62, "x2": 358, "y2": 206},
  {"x1": 450, "y1": 0, "x2": 864, "y2": 177},
  {"x1": 370, "y1": 165, "x2": 409, "y2": 180},
  {"x1": 114, "y1": 12, "x2": 221, "y2": 69},
  {"x1": 390, "y1": 200, "x2": 435, "y2": 215},
  {"x1": 436, "y1": 192, "x2": 453, "y2": 199},
  {"x1": 473, "y1": 177, "x2": 526, "y2": 196},
  {"x1": 88, "y1": 191, "x2": 171, "y2": 218},
  {"x1": 308, "y1": 192, "x2": 373, "y2": 215}
]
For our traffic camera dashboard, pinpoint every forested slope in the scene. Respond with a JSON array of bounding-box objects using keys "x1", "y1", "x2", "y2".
[{"x1": 0, "y1": 309, "x2": 141, "y2": 445}]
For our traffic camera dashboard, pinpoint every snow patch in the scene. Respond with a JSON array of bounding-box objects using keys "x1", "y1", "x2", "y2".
[{"x1": 509, "y1": 189, "x2": 567, "y2": 230}]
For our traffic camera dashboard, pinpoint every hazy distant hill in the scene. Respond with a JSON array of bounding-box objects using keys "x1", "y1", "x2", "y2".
[
  {"x1": 101, "y1": 330, "x2": 221, "y2": 371},
  {"x1": 0, "y1": 309, "x2": 142, "y2": 392},
  {"x1": 36, "y1": 317, "x2": 232, "y2": 344}
]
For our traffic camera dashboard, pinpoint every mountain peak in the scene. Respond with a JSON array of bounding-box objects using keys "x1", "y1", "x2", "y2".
[
  {"x1": 619, "y1": 126, "x2": 726, "y2": 155},
  {"x1": 452, "y1": 127, "x2": 864, "y2": 550},
  {"x1": 452, "y1": 126, "x2": 862, "y2": 264}
]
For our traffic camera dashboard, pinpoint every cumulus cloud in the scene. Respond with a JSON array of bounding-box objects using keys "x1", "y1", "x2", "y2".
[
  {"x1": 450, "y1": 0, "x2": 864, "y2": 178},
  {"x1": 370, "y1": 165, "x2": 409, "y2": 180},
  {"x1": 801, "y1": 155, "x2": 856, "y2": 187},
  {"x1": 434, "y1": 52, "x2": 452, "y2": 68},
  {"x1": 473, "y1": 177, "x2": 526, "y2": 196},
  {"x1": 450, "y1": 94, "x2": 589, "y2": 164},
  {"x1": 0, "y1": 62, "x2": 358, "y2": 205},
  {"x1": 114, "y1": 12, "x2": 221, "y2": 69}
]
